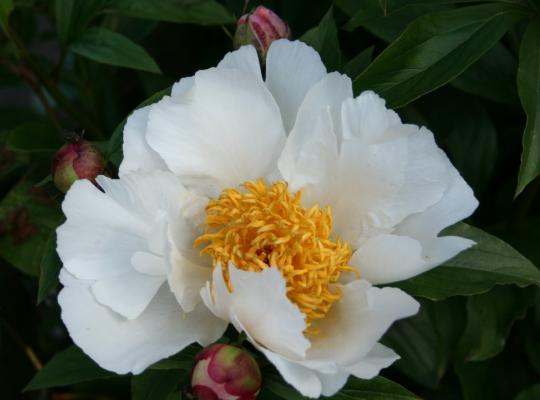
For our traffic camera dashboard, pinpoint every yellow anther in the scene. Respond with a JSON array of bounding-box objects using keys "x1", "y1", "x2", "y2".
[{"x1": 193, "y1": 178, "x2": 356, "y2": 329}]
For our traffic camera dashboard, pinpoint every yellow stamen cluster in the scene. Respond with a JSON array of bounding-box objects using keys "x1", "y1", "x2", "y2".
[{"x1": 193, "y1": 179, "x2": 355, "y2": 328}]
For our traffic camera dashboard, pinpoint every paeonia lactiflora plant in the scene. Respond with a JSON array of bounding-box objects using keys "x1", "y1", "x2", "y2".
[{"x1": 2, "y1": 2, "x2": 540, "y2": 400}]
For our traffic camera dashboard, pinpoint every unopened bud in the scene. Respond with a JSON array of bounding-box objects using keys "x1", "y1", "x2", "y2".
[
  {"x1": 191, "y1": 344, "x2": 262, "y2": 400},
  {"x1": 234, "y1": 6, "x2": 290, "y2": 59},
  {"x1": 52, "y1": 138, "x2": 105, "y2": 193}
]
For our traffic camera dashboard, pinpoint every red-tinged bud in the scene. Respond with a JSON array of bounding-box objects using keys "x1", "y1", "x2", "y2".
[
  {"x1": 191, "y1": 344, "x2": 262, "y2": 400},
  {"x1": 234, "y1": 6, "x2": 290, "y2": 59},
  {"x1": 52, "y1": 138, "x2": 105, "y2": 193}
]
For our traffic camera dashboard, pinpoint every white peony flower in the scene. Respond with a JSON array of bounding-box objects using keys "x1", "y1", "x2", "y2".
[{"x1": 57, "y1": 39, "x2": 478, "y2": 396}]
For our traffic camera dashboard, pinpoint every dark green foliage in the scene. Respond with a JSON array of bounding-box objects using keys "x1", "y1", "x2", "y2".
[{"x1": 1, "y1": 1, "x2": 540, "y2": 399}]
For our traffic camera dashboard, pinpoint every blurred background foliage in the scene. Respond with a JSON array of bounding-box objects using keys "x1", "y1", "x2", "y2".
[{"x1": 0, "y1": 0, "x2": 540, "y2": 399}]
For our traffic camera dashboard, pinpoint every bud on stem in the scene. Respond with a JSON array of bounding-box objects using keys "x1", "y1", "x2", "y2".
[
  {"x1": 51, "y1": 135, "x2": 105, "y2": 193},
  {"x1": 234, "y1": 6, "x2": 290, "y2": 60},
  {"x1": 191, "y1": 344, "x2": 262, "y2": 400}
]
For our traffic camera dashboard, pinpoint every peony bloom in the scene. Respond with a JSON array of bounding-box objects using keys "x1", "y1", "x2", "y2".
[{"x1": 57, "y1": 40, "x2": 478, "y2": 396}]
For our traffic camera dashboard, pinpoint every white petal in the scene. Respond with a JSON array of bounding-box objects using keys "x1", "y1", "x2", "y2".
[
  {"x1": 202, "y1": 264, "x2": 310, "y2": 359},
  {"x1": 168, "y1": 246, "x2": 212, "y2": 313},
  {"x1": 331, "y1": 138, "x2": 408, "y2": 245},
  {"x1": 289, "y1": 72, "x2": 352, "y2": 145},
  {"x1": 119, "y1": 106, "x2": 167, "y2": 176},
  {"x1": 59, "y1": 270, "x2": 227, "y2": 375},
  {"x1": 317, "y1": 371, "x2": 350, "y2": 397},
  {"x1": 266, "y1": 40, "x2": 327, "y2": 132},
  {"x1": 395, "y1": 168, "x2": 479, "y2": 243},
  {"x1": 307, "y1": 280, "x2": 419, "y2": 365},
  {"x1": 352, "y1": 234, "x2": 425, "y2": 284},
  {"x1": 57, "y1": 171, "x2": 192, "y2": 319},
  {"x1": 260, "y1": 348, "x2": 322, "y2": 398},
  {"x1": 57, "y1": 179, "x2": 147, "y2": 281},
  {"x1": 171, "y1": 76, "x2": 194, "y2": 100},
  {"x1": 91, "y1": 272, "x2": 165, "y2": 320},
  {"x1": 278, "y1": 72, "x2": 351, "y2": 199},
  {"x1": 341, "y1": 91, "x2": 404, "y2": 143},
  {"x1": 343, "y1": 343, "x2": 399, "y2": 379},
  {"x1": 279, "y1": 108, "x2": 338, "y2": 202},
  {"x1": 147, "y1": 67, "x2": 286, "y2": 197},
  {"x1": 218, "y1": 45, "x2": 262, "y2": 82},
  {"x1": 352, "y1": 233, "x2": 475, "y2": 285}
]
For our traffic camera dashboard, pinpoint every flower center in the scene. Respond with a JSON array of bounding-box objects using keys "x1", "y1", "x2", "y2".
[{"x1": 194, "y1": 179, "x2": 355, "y2": 329}]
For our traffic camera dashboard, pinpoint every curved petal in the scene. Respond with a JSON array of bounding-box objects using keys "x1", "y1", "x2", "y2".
[
  {"x1": 59, "y1": 269, "x2": 227, "y2": 375},
  {"x1": 395, "y1": 168, "x2": 479, "y2": 243},
  {"x1": 57, "y1": 171, "x2": 197, "y2": 319},
  {"x1": 352, "y1": 235, "x2": 425, "y2": 284},
  {"x1": 218, "y1": 45, "x2": 262, "y2": 82},
  {"x1": 341, "y1": 91, "x2": 404, "y2": 143},
  {"x1": 168, "y1": 246, "x2": 212, "y2": 313},
  {"x1": 171, "y1": 76, "x2": 194, "y2": 100},
  {"x1": 119, "y1": 106, "x2": 167, "y2": 176},
  {"x1": 343, "y1": 343, "x2": 399, "y2": 379},
  {"x1": 315, "y1": 100, "x2": 452, "y2": 247},
  {"x1": 278, "y1": 72, "x2": 351, "y2": 201},
  {"x1": 146, "y1": 67, "x2": 286, "y2": 197},
  {"x1": 259, "y1": 348, "x2": 322, "y2": 398},
  {"x1": 307, "y1": 280, "x2": 419, "y2": 365},
  {"x1": 201, "y1": 264, "x2": 310, "y2": 359},
  {"x1": 265, "y1": 40, "x2": 327, "y2": 132}
]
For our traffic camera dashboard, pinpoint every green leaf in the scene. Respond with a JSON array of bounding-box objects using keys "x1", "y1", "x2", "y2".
[
  {"x1": 150, "y1": 345, "x2": 198, "y2": 370},
  {"x1": 343, "y1": 46, "x2": 374, "y2": 79},
  {"x1": 383, "y1": 297, "x2": 466, "y2": 389},
  {"x1": 516, "y1": 384, "x2": 540, "y2": 400},
  {"x1": 451, "y1": 42, "x2": 519, "y2": 105},
  {"x1": 394, "y1": 223, "x2": 540, "y2": 300},
  {"x1": 300, "y1": 8, "x2": 341, "y2": 71},
  {"x1": 105, "y1": 0, "x2": 234, "y2": 26},
  {"x1": 516, "y1": 20, "x2": 540, "y2": 196},
  {"x1": 6, "y1": 122, "x2": 62, "y2": 154},
  {"x1": 457, "y1": 285, "x2": 536, "y2": 362},
  {"x1": 70, "y1": 27, "x2": 161, "y2": 73},
  {"x1": 330, "y1": 377, "x2": 420, "y2": 399},
  {"x1": 263, "y1": 372, "x2": 419, "y2": 399},
  {"x1": 0, "y1": 0, "x2": 13, "y2": 33},
  {"x1": 434, "y1": 97, "x2": 498, "y2": 194},
  {"x1": 131, "y1": 369, "x2": 181, "y2": 400},
  {"x1": 338, "y1": 0, "x2": 451, "y2": 42},
  {"x1": 455, "y1": 350, "x2": 531, "y2": 400},
  {"x1": 0, "y1": 178, "x2": 62, "y2": 276},
  {"x1": 55, "y1": 0, "x2": 106, "y2": 46},
  {"x1": 107, "y1": 86, "x2": 171, "y2": 166},
  {"x1": 37, "y1": 229, "x2": 63, "y2": 303},
  {"x1": 24, "y1": 346, "x2": 115, "y2": 391},
  {"x1": 354, "y1": 4, "x2": 526, "y2": 107}
]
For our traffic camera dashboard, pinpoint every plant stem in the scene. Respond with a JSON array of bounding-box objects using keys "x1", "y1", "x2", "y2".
[
  {"x1": 6, "y1": 28, "x2": 105, "y2": 139},
  {"x1": 1, "y1": 318, "x2": 43, "y2": 371}
]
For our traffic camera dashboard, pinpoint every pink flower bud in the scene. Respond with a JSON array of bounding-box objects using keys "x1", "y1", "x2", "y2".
[
  {"x1": 234, "y1": 6, "x2": 290, "y2": 59},
  {"x1": 191, "y1": 344, "x2": 262, "y2": 400},
  {"x1": 52, "y1": 139, "x2": 105, "y2": 193}
]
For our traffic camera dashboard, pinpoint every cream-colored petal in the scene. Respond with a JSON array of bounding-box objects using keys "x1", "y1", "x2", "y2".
[
  {"x1": 202, "y1": 264, "x2": 310, "y2": 359},
  {"x1": 59, "y1": 269, "x2": 227, "y2": 375},
  {"x1": 147, "y1": 67, "x2": 286, "y2": 197},
  {"x1": 119, "y1": 106, "x2": 167, "y2": 175},
  {"x1": 265, "y1": 40, "x2": 327, "y2": 132}
]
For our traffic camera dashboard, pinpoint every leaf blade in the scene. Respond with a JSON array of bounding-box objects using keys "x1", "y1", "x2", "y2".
[
  {"x1": 70, "y1": 27, "x2": 161, "y2": 73},
  {"x1": 393, "y1": 223, "x2": 540, "y2": 300},
  {"x1": 516, "y1": 20, "x2": 540, "y2": 195},
  {"x1": 353, "y1": 4, "x2": 525, "y2": 107}
]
